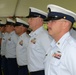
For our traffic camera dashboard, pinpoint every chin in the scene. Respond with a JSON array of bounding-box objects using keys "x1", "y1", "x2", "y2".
[
  {"x1": 48, "y1": 31, "x2": 53, "y2": 36},
  {"x1": 48, "y1": 30, "x2": 51, "y2": 34}
]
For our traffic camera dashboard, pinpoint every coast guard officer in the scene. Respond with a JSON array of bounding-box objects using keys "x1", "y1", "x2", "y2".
[
  {"x1": 1, "y1": 21, "x2": 6, "y2": 58},
  {"x1": 44, "y1": 4, "x2": 76, "y2": 75},
  {"x1": 15, "y1": 18, "x2": 29, "y2": 75},
  {"x1": 0, "y1": 21, "x2": 8, "y2": 75},
  {"x1": 5, "y1": 18, "x2": 18, "y2": 75},
  {"x1": 0, "y1": 21, "x2": 4, "y2": 75},
  {"x1": 26, "y1": 7, "x2": 53, "y2": 75}
]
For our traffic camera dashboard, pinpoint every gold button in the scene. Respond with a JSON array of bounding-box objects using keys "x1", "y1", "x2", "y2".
[
  {"x1": 45, "y1": 54, "x2": 48, "y2": 56},
  {"x1": 64, "y1": 16, "x2": 66, "y2": 19}
]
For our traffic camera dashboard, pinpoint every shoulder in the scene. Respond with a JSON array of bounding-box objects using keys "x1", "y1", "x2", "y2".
[
  {"x1": 22, "y1": 33, "x2": 30, "y2": 41},
  {"x1": 12, "y1": 32, "x2": 18, "y2": 38},
  {"x1": 36, "y1": 29, "x2": 53, "y2": 49},
  {"x1": 64, "y1": 37, "x2": 76, "y2": 56},
  {"x1": 68, "y1": 36, "x2": 76, "y2": 48},
  {"x1": 39, "y1": 29, "x2": 52, "y2": 40},
  {"x1": 70, "y1": 28, "x2": 76, "y2": 40}
]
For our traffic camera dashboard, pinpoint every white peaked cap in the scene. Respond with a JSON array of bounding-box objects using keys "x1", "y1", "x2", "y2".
[
  {"x1": 16, "y1": 18, "x2": 29, "y2": 28},
  {"x1": 7, "y1": 18, "x2": 15, "y2": 23},
  {"x1": 0, "y1": 20, "x2": 6, "y2": 26},
  {"x1": 26, "y1": 7, "x2": 47, "y2": 19},
  {"x1": 30, "y1": 7, "x2": 47, "y2": 16},
  {"x1": 16, "y1": 18, "x2": 28, "y2": 25},
  {"x1": 45, "y1": 4, "x2": 76, "y2": 23},
  {"x1": 0, "y1": 21, "x2": 6, "y2": 24}
]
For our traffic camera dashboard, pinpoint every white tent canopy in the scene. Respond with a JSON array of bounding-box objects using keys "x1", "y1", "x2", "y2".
[
  {"x1": 0, "y1": 0, "x2": 76, "y2": 26},
  {"x1": 0, "y1": 0, "x2": 76, "y2": 17}
]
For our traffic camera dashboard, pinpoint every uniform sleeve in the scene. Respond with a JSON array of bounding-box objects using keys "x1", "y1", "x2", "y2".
[
  {"x1": 39, "y1": 33, "x2": 52, "y2": 52},
  {"x1": 13, "y1": 34, "x2": 18, "y2": 45}
]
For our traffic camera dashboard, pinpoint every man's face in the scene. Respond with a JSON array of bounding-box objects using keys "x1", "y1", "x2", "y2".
[
  {"x1": 47, "y1": 19, "x2": 64, "y2": 37},
  {"x1": 28, "y1": 17, "x2": 37, "y2": 29},
  {"x1": 5, "y1": 25, "x2": 14, "y2": 33},
  {"x1": 5, "y1": 25, "x2": 11, "y2": 33},
  {"x1": 27, "y1": 17, "x2": 43, "y2": 30},
  {"x1": 14, "y1": 25, "x2": 22, "y2": 35},
  {"x1": 1, "y1": 26, "x2": 5, "y2": 32}
]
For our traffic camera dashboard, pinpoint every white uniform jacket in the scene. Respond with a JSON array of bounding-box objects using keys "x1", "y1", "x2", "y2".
[
  {"x1": 45, "y1": 32, "x2": 76, "y2": 75},
  {"x1": 16, "y1": 32, "x2": 29, "y2": 66},
  {"x1": 27, "y1": 26, "x2": 53, "y2": 72},
  {"x1": 5, "y1": 31, "x2": 18, "y2": 58},
  {"x1": 1, "y1": 33, "x2": 8, "y2": 56}
]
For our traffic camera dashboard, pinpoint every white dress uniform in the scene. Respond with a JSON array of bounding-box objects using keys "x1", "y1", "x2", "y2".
[
  {"x1": 70, "y1": 28, "x2": 76, "y2": 40},
  {"x1": 16, "y1": 32, "x2": 29, "y2": 66},
  {"x1": 27, "y1": 26, "x2": 53, "y2": 72},
  {"x1": 5, "y1": 31, "x2": 18, "y2": 58},
  {"x1": 45, "y1": 32, "x2": 76, "y2": 75},
  {"x1": 1, "y1": 32, "x2": 8, "y2": 75},
  {"x1": 1, "y1": 32, "x2": 8, "y2": 56}
]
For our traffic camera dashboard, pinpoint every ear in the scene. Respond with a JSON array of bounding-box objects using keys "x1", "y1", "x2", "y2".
[{"x1": 62, "y1": 20, "x2": 69, "y2": 30}]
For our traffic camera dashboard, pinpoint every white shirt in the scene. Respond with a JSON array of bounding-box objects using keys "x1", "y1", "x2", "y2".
[
  {"x1": 5, "y1": 31, "x2": 18, "y2": 58},
  {"x1": 16, "y1": 32, "x2": 29, "y2": 66},
  {"x1": 27, "y1": 26, "x2": 53, "y2": 72},
  {"x1": 45, "y1": 32, "x2": 76, "y2": 75},
  {"x1": 70, "y1": 28, "x2": 76, "y2": 39},
  {"x1": 1, "y1": 32, "x2": 8, "y2": 56}
]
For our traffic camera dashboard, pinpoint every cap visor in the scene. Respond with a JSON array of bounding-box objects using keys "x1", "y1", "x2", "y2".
[
  {"x1": 44, "y1": 17, "x2": 64, "y2": 21},
  {"x1": 26, "y1": 15, "x2": 39, "y2": 18},
  {"x1": 44, "y1": 17, "x2": 52, "y2": 21},
  {"x1": 26, "y1": 15, "x2": 30, "y2": 18}
]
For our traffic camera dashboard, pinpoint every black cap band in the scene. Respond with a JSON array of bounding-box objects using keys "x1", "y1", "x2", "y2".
[
  {"x1": 44, "y1": 12, "x2": 75, "y2": 24},
  {"x1": 6, "y1": 21, "x2": 15, "y2": 25},
  {"x1": 15, "y1": 22, "x2": 29, "y2": 28}
]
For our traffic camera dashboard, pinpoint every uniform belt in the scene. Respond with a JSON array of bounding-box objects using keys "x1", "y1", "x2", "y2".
[
  {"x1": 18, "y1": 65, "x2": 27, "y2": 68},
  {"x1": 30, "y1": 70, "x2": 44, "y2": 75},
  {"x1": 6, "y1": 58, "x2": 16, "y2": 61},
  {"x1": 6, "y1": 58, "x2": 16, "y2": 59},
  {"x1": 1, "y1": 55, "x2": 5, "y2": 58},
  {"x1": 2, "y1": 55, "x2": 5, "y2": 57}
]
